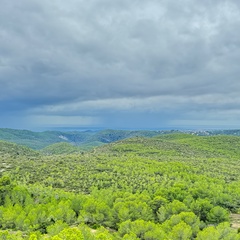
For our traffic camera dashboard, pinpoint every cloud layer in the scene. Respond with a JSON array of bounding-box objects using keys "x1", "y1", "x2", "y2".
[{"x1": 1, "y1": 0, "x2": 240, "y2": 129}]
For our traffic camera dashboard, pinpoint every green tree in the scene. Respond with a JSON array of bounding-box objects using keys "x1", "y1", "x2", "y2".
[
  {"x1": 47, "y1": 220, "x2": 68, "y2": 236},
  {"x1": 169, "y1": 221, "x2": 192, "y2": 240},
  {"x1": 118, "y1": 219, "x2": 165, "y2": 240},
  {"x1": 157, "y1": 200, "x2": 188, "y2": 223},
  {"x1": 0, "y1": 176, "x2": 12, "y2": 205},
  {"x1": 207, "y1": 206, "x2": 229, "y2": 224},
  {"x1": 0, "y1": 230, "x2": 24, "y2": 240},
  {"x1": 162, "y1": 212, "x2": 200, "y2": 237},
  {"x1": 216, "y1": 222, "x2": 240, "y2": 240},
  {"x1": 196, "y1": 226, "x2": 220, "y2": 240},
  {"x1": 51, "y1": 227, "x2": 84, "y2": 240},
  {"x1": 190, "y1": 198, "x2": 213, "y2": 221}
]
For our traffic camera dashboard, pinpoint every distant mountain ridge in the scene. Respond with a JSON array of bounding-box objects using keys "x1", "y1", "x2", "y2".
[
  {"x1": 0, "y1": 128, "x2": 240, "y2": 150},
  {"x1": 0, "y1": 128, "x2": 166, "y2": 149}
]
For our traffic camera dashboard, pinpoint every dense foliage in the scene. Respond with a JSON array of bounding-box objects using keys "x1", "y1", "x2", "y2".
[
  {"x1": 0, "y1": 128, "x2": 164, "y2": 150},
  {"x1": 0, "y1": 133, "x2": 240, "y2": 239}
]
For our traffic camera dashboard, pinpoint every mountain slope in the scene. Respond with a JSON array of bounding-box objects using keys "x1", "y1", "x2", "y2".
[
  {"x1": 0, "y1": 140, "x2": 40, "y2": 157},
  {"x1": 0, "y1": 133, "x2": 240, "y2": 239},
  {"x1": 0, "y1": 128, "x2": 164, "y2": 150},
  {"x1": 2, "y1": 127, "x2": 240, "y2": 151},
  {"x1": 40, "y1": 142, "x2": 83, "y2": 155}
]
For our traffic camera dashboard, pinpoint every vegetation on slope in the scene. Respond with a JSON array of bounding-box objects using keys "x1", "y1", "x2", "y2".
[
  {"x1": 0, "y1": 140, "x2": 39, "y2": 158},
  {"x1": 2, "y1": 127, "x2": 240, "y2": 150},
  {"x1": 0, "y1": 128, "x2": 69, "y2": 149},
  {"x1": 40, "y1": 142, "x2": 83, "y2": 155},
  {"x1": 0, "y1": 133, "x2": 240, "y2": 239},
  {"x1": 0, "y1": 128, "x2": 173, "y2": 150}
]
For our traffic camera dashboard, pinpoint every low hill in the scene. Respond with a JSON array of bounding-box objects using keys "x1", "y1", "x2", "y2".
[
  {"x1": 0, "y1": 128, "x2": 69, "y2": 149},
  {"x1": 0, "y1": 140, "x2": 40, "y2": 176},
  {"x1": 40, "y1": 142, "x2": 83, "y2": 155},
  {"x1": 0, "y1": 140, "x2": 40, "y2": 157},
  {"x1": 98, "y1": 133, "x2": 240, "y2": 158}
]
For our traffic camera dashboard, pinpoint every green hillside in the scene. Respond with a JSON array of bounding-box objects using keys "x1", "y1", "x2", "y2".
[
  {"x1": 101, "y1": 133, "x2": 240, "y2": 159},
  {"x1": 40, "y1": 142, "x2": 83, "y2": 155},
  {"x1": 0, "y1": 128, "x2": 163, "y2": 150},
  {"x1": 2, "y1": 127, "x2": 240, "y2": 151},
  {"x1": 0, "y1": 140, "x2": 39, "y2": 157},
  {"x1": 0, "y1": 128, "x2": 68, "y2": 149},
  {"x1": 0, "y1": 133, "x2": 240, "y2": 239},
  {"x1": 162, "y1": 133, "x2": 240, "y2": 158}
]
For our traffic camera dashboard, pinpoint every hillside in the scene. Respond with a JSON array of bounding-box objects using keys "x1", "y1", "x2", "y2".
[
  {"x1": 0, "y1": 133, "x2": 240, "y2": 239},
  {"x1": 100, "y1": 133, "x2": 240, "y2": 159},
  {"x1": 0, "y1": 128, "x2": 165, "y2": 150},
  {"x1": 2, "y1": 133, "x2": 240, "y2": 192},
  {"x1": 2, "y1": 127, "x2": 240, "y2": 151},
  {"x1": 0, "y1": 128, "x2": 69, "y2": 149},
  {"x1": 0, "y1": 140, "x2": 39, "y2": 157},
  {"x1": 40, "y1": 142, "x2": 83, "y2": 155}
]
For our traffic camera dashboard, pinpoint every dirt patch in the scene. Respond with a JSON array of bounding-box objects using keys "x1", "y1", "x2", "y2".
[
  {"x1": 90, "y1": 229, "x2": 97, "y2": 234},
  {"x1": 230, "y1": 213, "x2": 240, "y2": 229}
]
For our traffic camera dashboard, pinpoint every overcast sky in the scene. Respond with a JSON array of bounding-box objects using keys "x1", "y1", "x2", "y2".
[{"x1": 1, "y1": 0, "x2": 240, "y2": 130}]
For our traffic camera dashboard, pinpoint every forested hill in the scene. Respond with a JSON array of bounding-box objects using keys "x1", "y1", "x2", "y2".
[
  {"x1": 1, "y1": 127, "x2": 240, "y2": 150},
  {"x1": 0, "y1": 140, "x2": 39, "y2": 157},
  {"x1": 0, "y1": 133, "x2": 240, "y2": 238},
  {"x1": 0, "y1": 128, "x2": 172, "y2": 149},
  {"x1": 98, "y1": 133, "x2": 240, "y2": 159}
]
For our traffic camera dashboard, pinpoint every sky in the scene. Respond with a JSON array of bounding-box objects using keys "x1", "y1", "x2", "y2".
[{"x1": 1, "y1": 0, "x2": 240, "y2": 130}]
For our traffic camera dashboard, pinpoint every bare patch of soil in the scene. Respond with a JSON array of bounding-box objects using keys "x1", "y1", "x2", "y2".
[{"x1": 230, "y1": 213, "x2": 240, "y2": 229}]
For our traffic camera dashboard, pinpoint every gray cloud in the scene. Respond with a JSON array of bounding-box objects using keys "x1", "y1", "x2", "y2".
[{"x1": 1, "y1": 0, "x2": 240, "y2": 128}]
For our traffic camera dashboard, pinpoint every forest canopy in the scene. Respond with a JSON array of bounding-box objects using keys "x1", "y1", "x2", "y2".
[{"x1": 0, "y1": 132, "x2": 240, "y2": 239}]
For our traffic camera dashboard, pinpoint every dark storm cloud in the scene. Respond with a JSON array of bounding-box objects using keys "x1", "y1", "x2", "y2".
[{"x1": 1, "y1": 0, "x2": 240, "y2": 127}]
